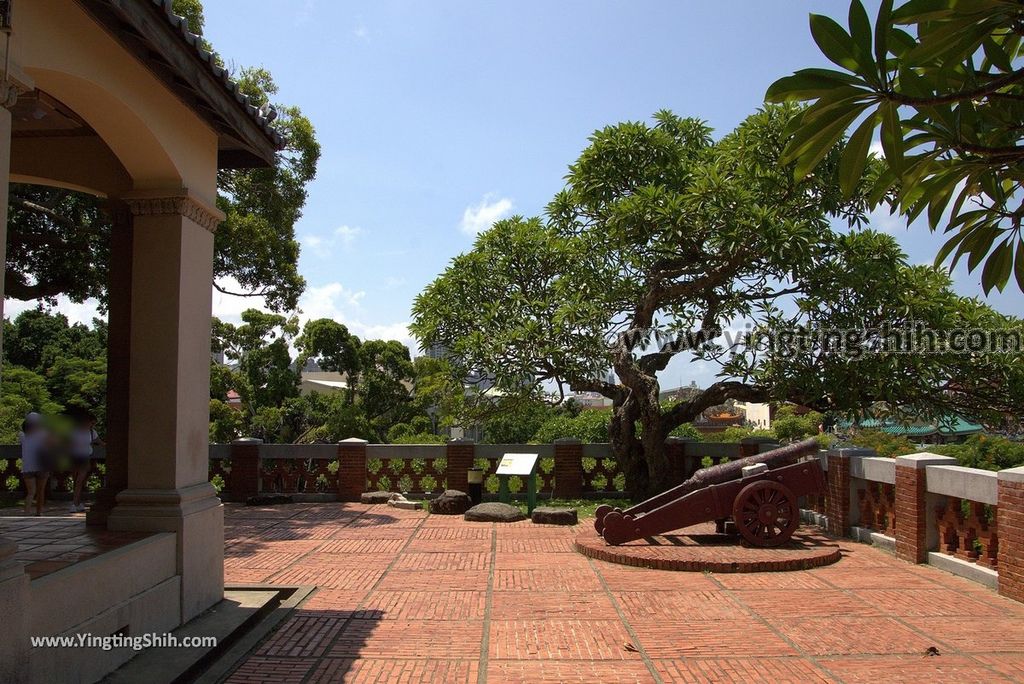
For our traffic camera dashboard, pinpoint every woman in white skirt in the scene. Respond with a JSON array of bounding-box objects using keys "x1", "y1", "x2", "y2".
[{"x1": 19, "y1": 412, "x2": 52, "y2": 516}]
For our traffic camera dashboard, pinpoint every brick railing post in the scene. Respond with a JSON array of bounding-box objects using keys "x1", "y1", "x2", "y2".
[
  {"x1": 446, "y1": 439, "x2": 476, "y2": 493},
  {"x1": 338, "y1": 438, "x2": 368, "y2": 501},
  {"x1": 997, "y1": 466, "x2": 1024, "y2": 602},
  {"x1": 553, "y1": 438, "x2": 583, "y2": 498},
  {"x1": 894, "y1": 453, "x2": 957, "y2": 564},
  {"x1": 229, "y1": 438, "x2": 262, "y2": 500},
  {"x1": 825, "y1": 448, "x2": 871, "y2": 537}
]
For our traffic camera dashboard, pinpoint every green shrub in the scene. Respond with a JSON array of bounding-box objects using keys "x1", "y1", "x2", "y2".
[
  {"x1": 532, "y1": 410, "x2": 610, "y2": 443},
  {"x1": 670, "y1": 423, "x2": 701, "y2": 439},
  {"x1": 932, "y1": 435, "x2": 1024, "y2": 472},
  {"x1": 772, "y1": 407, "x2": 823, "y2": 443},
  {"x1": 849, "y1": 430, "x2": 916, "y2": 458}
]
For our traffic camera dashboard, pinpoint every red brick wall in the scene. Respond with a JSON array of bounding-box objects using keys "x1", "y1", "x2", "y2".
[
  {"x1": 446, "y1": 441, "x2": 475, "y2": 493},
  {"x1": 998, "y1": 474, "x2": 1024, "y2": 602},
  {"x1": 338, "y1": 439, "x2": 367, "y2": 501},
  {"x1": 894, "y1": 464, "x2": 928, "y2": 563},
  {"x1": 553, "y1": 439, "x2": 583, "y2": 498}
]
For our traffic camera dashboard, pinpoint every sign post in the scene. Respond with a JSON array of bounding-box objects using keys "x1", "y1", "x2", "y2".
[{"x1": 495, "y1": 453, "x2": 540, "y2": 514}]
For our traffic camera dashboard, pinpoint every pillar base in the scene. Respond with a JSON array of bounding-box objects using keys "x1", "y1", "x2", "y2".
[
  {"x1": 108, "y1": 482, "x2": 224, "y2": 621},
  {"x1": 0, "y1": 539, "x2": 29, "y2": 684}
]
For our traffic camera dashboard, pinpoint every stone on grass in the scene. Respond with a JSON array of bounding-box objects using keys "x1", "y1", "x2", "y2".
[
  {"x1": 531, "y1": 506, "x2": 577, "y2": 526},
  {"x1": 245, "y1": 493, "x2": 293, "y2": 506},
  {"x1": 464, "y1": 502, "x2": 525, "y2": 523},
  {"x1": 387, "y1": 493, "x2": 422, "y2": 511},
  {"x1": 361, "y1": 491, "x2": 396, "y2": 504},
  {"x1": 430, "y1": 490, "x2": 472, "y2": 515}
]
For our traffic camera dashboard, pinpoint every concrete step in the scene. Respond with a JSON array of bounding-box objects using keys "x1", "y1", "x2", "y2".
[{"x1": 102, "y1": 584, "x2": 314, "y2": 684}]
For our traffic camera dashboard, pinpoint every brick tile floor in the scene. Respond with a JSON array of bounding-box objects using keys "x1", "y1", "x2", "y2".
[{"x1": 220, "y1": 503, "x2": 1024, "y2": 684}]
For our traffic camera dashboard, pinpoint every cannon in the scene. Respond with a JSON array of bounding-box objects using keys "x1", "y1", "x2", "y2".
[{"x1": 596, "y1": 438, "x2": 823, "y2": 547}]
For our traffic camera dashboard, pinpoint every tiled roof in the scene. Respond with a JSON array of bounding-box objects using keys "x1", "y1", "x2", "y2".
[{"x1": 150, "y1": 0, "x2": 286, "y2": 150}]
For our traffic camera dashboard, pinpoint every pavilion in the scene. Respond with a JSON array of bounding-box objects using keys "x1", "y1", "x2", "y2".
[{"x1": 0, "y1": 1, "x2": 283, "y2": 681}]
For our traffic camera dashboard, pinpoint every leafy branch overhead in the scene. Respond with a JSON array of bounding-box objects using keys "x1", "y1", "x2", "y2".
[
  {"x1": 4, "y1": 0, "x2": 319, "y2": 312},
  {"x1": 766, "y1": 0, "x2": 1024, "y2": 293}
]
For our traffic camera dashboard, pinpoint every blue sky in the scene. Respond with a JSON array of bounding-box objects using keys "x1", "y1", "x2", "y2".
[{"x1": 9, "y1": 1, "x2": 1022, "y2": 389}]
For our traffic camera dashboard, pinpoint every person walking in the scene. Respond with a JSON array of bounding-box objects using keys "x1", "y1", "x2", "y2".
[
  {"x1": 70, "y1": 413, "x2": 103, "y2": 513},
  {"x1": 19, "y1": 412, "x2": 52, "y2": 516}
]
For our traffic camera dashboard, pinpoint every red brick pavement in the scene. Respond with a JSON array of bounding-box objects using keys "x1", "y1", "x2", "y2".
[{"x1": 222, "y1": 502, "x2": 1024, "y2": 684}]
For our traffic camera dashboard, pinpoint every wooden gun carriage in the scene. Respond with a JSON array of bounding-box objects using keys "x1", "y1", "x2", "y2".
[{"x1": 595, "y1": 438, "x2": 823, "y2": 547}]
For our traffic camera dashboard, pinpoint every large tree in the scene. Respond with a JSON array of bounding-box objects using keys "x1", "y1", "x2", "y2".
[
  {"x1": 412, "y1": 107, "x2": 1024, "y2": 498},
  {"x1": 5, "y1": 0, "x2": 319, "y2": 311},
  {"x1": 767, "y1": 0, "x2": 1024, "y2": 293}
]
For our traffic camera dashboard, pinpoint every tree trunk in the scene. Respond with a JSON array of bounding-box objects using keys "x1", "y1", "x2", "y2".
[{"x1": 609, "y1": 394, "x2": 649, "y2": 500}]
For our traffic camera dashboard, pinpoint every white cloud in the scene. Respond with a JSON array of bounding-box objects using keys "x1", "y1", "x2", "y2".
[
  {"x1": 334, "y1": 225, "x2": 362, "y2": 246},
  {"x1": 866, "y1": 204, "x2": 908, "y2": 234},
  {"x1": 300, "y1": 282, "x2": 365, "y2": 319},
  {"x1": 460, "y1": 195, "x2": 513, "y2": 236},
  {"x1": 299, "y1": 225, "x2": 362, "y2": 258},
  {"x1": 384, "y1": 276, "x2": 406, "y2": 291},
  {"x1": 3, "y1": 297, "x2": 102, "y2": 327}
]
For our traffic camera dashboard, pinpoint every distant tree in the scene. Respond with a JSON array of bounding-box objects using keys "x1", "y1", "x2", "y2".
[
  {"x1": 3, "y1": 309, "x2": 105, "y2": 372},
  {"x1": 767, "y1": 0, "x2": 1024, "y2": 292},
  {"x1": 479, "y1": 399, "x2": 557, "y2": 444},
  {"x1": 295, "y1": 319, "x2": 361, "y2": 403},
  {"x1": 414, "y1": 107, "x2": 1024, "y2": 497},
  {"x1": 0, "y1": 367, "x2": 63, "y2": 441},
  {"x1": 358, "y1": 340, "x2": 415, "y2": 438},
  {"x1": 212, "y1": 310, "x2": 300, "y2": 410}
]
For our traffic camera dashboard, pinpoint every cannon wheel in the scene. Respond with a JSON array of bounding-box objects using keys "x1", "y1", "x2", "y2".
[{"x1": 732, "y1": 480, "x2": 799, "y2": 547}]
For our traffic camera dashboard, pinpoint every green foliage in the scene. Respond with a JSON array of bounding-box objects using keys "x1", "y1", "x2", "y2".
[
  {"x1": 702, "y1": 426, "x2": 776, "y2": 443},
  {"x1": 532, "y1": 410, "x2": 611, "y2": 444},
  {"x1": 767, "y1": 0, "x2": 1024, "y2": 293},
  {"x1": 849, "y1": 429, "x2": 917, "y2": 458},
  {"x1": 412, "y1": 104, "x2": 1020, "y2": 497},
  {"x1": 669, "y1": 423, "x2": 701, "y2": 440},
  {"x1": 771, "y1": 406, "x2": 823, "y2": 443},
  {"x1": 932, "y1": 434, "x2": 1024, "y2": 472},
  {"x1": 479, "y1": 399, "x2": 558, "y2": 444},
  {"x1": 209, "y1": 399, "x2": 245, "y2": 443},
  {"x1": 390, "y1": 432, "x2": 446, "y2": 445},
  {"x1": 1, "y1": 366, "x2": 64, "y2": 441}
]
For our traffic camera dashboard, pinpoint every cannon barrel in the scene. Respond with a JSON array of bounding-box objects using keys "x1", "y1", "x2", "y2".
[
  {"x1": 595, "y1": 438, "x2": 821, "y2": 533},
  {"x1": 684, "y1": 437, "x2": 820, "y2": 491}
]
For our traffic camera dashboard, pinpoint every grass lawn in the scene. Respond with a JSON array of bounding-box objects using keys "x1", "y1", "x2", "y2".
[{"x1": 512, "y1": 497, "x2": 631, "y2": 518}]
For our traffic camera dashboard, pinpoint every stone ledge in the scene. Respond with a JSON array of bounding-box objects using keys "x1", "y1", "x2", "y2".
[{"x1": 927, "y1": 551, "x2": 999, "y2": 589}]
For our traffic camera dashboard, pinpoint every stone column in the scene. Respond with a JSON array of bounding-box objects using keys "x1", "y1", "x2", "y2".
[
  {"x1": 337, "y1": 438, "x2": 367, "y2": 501},
  {"x1": 997, "y1": 466, "x2": 1024, "y2": 603},
  {"x1": 894, "y1": 453, "x2": 957, "y2": 564},
  {"x1": 87, "y1": 201, "x2": 132, "y2": 526},
  {"x1": 229, "y1": 438, "x2": 262, "y2": 501},
  {"x1": 0, "y1": 78, "x2": 30, "y2": 683},
  {"x1": 446, "y1": 439, "x2": 476, "y2": 493},
  {"x1": 107, "y1": 192, "x2": 225, "y2": 622},
  {"x1": 825, "y1": 448, "x2": 872, "y2": 537},
  {"x1": 552, "y1": 438, "x2": 583, "y2": 498}
]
